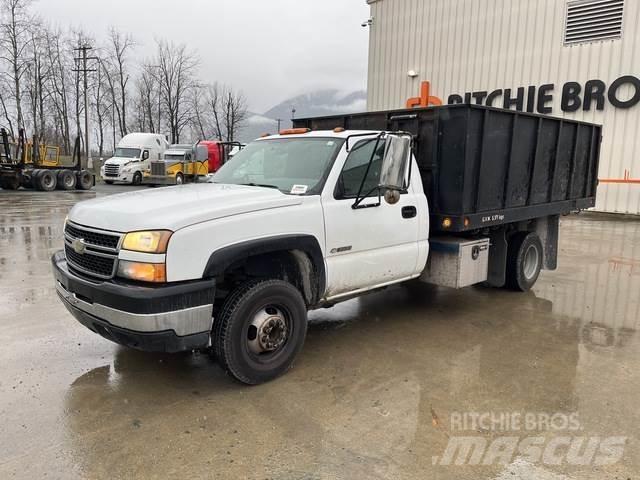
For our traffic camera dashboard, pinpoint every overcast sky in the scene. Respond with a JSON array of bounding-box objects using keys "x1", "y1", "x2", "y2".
[{"x1": 37, "y1": 0, "x2": 371, "y2": 113}]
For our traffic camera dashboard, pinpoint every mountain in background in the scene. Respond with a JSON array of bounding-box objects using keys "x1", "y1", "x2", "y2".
[{"x1": 240, "y1": 89, "x2": 366, "y2": 143}]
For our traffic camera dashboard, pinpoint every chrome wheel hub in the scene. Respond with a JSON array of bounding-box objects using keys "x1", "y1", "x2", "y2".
[
  {"x1": 247, "y1": 306, "x2": 288, "y2": 354},
  {"x1": 523, "y1": 244, "x2": 539, "y2": 280}
]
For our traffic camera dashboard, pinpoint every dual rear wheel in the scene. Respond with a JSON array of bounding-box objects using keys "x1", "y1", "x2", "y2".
[{"x1": 506, "y1": 231, "x2": 543, "y2": 291}]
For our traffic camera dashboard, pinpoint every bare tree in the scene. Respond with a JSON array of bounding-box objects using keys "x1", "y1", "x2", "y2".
[
  {"x1": 132, "y1": 63, "x2": 160, "y2": 133},
  {"x1": 104, "y1": 27, "x2": 134, "y2": 137},
  {"x1": 155, "y1": 39, "x2": 198, "y2": 143},
  {"x1": 189, "y1": 83, "x2": 207, "y2": 140},
  {"x1": 0, "y1": 89, "x2": 14, "y2": 137},
  {"x1": 203, "y1": 82, "x2": 247, "y2": 142},
  {"x1": 205, "y1": 83, "x2": 223, "y2": 140},
  {"x1": 24, "y1": 19, "x2": 50, "y2": 158},
  {"x1": 0, "y1": 6, "x2": 249, "y2": 155},
  {"x1": 92, "y1": 54, "x2": 110, "y2": 158},
  {"x1": 100, "y1": 58, "x2": 119, "y2": 150},
  {"x1": 222, "y1": 86, "x2": 247, "y2": 142},
  {"x1": 43, "y1": 27, "x2": 72, "y2": 154},
  {"x1": 0, "y1": 0, "x2": 33, "y2": 132}
]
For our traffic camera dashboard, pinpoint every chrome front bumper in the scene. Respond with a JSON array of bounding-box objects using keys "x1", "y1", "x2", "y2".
[
  {"x1": 52, "y1": 250, "x2": 216, "y2": 352},
  {"x1": 55, "y1": 281, "x2": 213, "y2": 337}
]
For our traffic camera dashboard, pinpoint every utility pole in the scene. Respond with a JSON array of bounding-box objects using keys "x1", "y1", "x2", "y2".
[
  {"x1": 73, "y1": 44, "x2": 98, "y2": 169},
  {"x1": 276, "y1": 118, "x2": 282, "y2": 132},
  {"x1": 291, "y1": 107, "x2": 296, "y2": 129}
]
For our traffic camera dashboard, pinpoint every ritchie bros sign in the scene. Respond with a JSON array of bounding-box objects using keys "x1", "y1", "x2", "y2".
[{"x1": 406, "y1": 76, "x2": 640, "y2": 113}]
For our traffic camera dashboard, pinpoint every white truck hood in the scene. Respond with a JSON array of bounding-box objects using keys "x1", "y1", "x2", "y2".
[
  {"x1": 104, "y1": 157, "x2": 139, "y2": 166},
  {"x1": 69, "y1": 184, "x2": 303, "y2": 232}
]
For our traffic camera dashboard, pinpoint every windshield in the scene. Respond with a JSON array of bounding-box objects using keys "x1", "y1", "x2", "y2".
[
  {"x1": 114, "y1": 147, "x2": 141, "y2": 159},
  {"x1": 213, "y1": 137, "x2": 344, "y2": 194},
  {"x1": 164, "y1": 154, "x2": 186, "y2": 161}
]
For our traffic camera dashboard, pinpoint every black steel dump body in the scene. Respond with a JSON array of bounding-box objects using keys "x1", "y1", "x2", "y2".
[{"x1": 293, "y1": 105, "x2": 601, "y2": 232}]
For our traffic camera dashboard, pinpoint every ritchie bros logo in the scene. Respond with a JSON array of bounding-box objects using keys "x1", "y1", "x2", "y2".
[{"x1": 407, "y1": 76, "x2": 640, "y2": 113}]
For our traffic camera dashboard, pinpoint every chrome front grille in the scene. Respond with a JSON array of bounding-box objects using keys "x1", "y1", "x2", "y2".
[
  {"x1": 64, "y1": 222, "x2": 123, "y2": 279},
  {"x1": 150, "y1": 162, "x2": 165, "y2": 176},
  {"x1": 104, "y1": 164, "x2": 120, "y2": 177}
]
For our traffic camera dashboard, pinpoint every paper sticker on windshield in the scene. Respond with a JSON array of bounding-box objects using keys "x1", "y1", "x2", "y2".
[{"x1": 290, "y1": 184, "x2": 308, "y2": 195}]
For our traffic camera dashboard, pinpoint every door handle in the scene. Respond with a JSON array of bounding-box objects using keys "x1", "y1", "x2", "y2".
[{"x1": 402, "y1": 206, "x2": 417, "y2": 218}]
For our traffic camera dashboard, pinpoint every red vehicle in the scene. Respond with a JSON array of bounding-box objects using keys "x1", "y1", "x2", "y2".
[{"x1": 199, "y1": 141, "x2": 244, "y2": 173}]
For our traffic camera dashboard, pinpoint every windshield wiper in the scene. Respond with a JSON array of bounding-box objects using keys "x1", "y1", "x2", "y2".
[{"x1": 239, "y1": 182, "x2": 281, "y2": 190}]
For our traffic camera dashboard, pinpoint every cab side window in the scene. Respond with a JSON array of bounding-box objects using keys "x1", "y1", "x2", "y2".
[{"x1": 335, "y1": 139, "x2": 386, "y2": 199}]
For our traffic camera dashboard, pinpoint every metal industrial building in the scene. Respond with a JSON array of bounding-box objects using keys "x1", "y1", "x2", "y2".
[{"x1": 366, "y1": 0, "x2": 640, "y2": 214}]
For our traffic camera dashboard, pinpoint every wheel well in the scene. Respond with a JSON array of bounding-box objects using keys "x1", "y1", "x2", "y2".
[
  {"x1": 204, "y1": 235, "x2": 326, "y2": 307},
  {"x1": 215, "y1": 249, "x2": 320, "y2": 306}
]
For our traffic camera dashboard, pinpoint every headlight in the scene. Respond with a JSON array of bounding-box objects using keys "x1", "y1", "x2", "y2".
[
  {"x1": 122, "y1": 230, "x2": 172, "y2": 253},
  {"x1": 117, "y1": 260, "x2": 166, "y2": 283}
]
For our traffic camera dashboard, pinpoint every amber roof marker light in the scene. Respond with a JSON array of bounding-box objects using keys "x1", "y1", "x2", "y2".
[{"x1": 279, "y1": 128, "x2": 311, "y2": 135}]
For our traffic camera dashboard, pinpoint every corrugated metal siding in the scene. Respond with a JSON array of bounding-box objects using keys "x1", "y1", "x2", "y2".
[{"x1": 367, "y1": 0, "x2": 640, "y2": 214}]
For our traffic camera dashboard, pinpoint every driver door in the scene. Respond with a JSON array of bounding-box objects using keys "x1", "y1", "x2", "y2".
[{"x1": 321, "y1": 138, "x2": 421, "y2": 298}]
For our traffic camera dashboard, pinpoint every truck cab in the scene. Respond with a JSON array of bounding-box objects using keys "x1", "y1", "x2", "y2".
[
  {"x1": 101, "y1": 133, "x2": 169, "y2": 185},
  {"x1": 146, "y1": 143, "x2": 209, "y2": 185}
]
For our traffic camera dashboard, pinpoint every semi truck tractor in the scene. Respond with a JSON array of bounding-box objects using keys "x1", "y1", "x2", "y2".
[
  {"x1": 145, "y1": 143, "x2": 209, "y2": 185},
  {"x1": 145, "y1": 141, "x2": 245, "y2": 185},
  {"x1": 52, "y1": 105, "x2": 601, "y2": 384},
  {"x1": 101, "y1": 133, "x2": 169, "y2": 185}
]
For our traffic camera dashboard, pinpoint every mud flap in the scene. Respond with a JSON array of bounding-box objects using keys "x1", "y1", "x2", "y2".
[
  {"x1": 486, "y1": 228, "x2": 508, "y2": 287},
  {"x1": 534, "y1": 215, "x2": 559, "y2": 270}
]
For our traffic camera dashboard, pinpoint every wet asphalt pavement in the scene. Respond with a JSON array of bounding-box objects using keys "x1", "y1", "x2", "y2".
[{"x1": 0, "y1": 184, "x2": 639, "y2": 479}]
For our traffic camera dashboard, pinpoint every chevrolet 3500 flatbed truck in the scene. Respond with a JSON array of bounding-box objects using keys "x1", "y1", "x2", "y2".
[{"x1": 52, "y1": 105, "x2": 601, "y2": 384}]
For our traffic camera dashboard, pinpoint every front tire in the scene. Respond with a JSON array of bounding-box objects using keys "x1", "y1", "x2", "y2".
[
  {"x1": 175, "y1": 172, "x2": 184, "y2": 185},
  {"x1": 132, "y1": 171, "x2": 142, "y2": 186},
  {"x1": 506, "y1": 231, "x2": 543, "y2": 291},
  {"x1": 1, "y1": 175, "x2": 20, "y2": 190},
  {"x1": 212, "y1": 279, "x2": 308, "y2": 385}
]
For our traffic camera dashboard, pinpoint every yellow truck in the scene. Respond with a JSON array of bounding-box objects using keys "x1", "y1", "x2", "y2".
[
  {"x1": 144, "y1": 144, "x2": 209, "y2": 185},
  {"x1": 0, "y1": 129, "x2": 93, "y2": 191}
]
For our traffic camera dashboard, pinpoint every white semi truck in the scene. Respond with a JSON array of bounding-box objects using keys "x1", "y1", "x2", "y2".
[
  {"x1": 53, "y1": 106, "x2": 600, "y2": 384},
  {"x1": 101, "y1": 133, "x2": 169, "y2": 185}
]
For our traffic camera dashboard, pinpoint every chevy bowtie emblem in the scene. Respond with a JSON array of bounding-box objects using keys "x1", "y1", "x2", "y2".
[{"x1": 72, "y1": 238, "x2": 87, "y2": 255}]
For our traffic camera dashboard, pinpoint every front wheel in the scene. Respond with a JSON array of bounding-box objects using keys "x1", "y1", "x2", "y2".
[
  {"x1": 175, "y1": 173, "x2": 184, "y2": 185},
  {"x1": 1, "y1": 175, "x2": 20, "y2": 190},
  {"x1": 212, "y1": 279, "x2": 308, "y2": 385},
  {"x1": 132, "y1": 171, "x2": 142, "y2": 185}
]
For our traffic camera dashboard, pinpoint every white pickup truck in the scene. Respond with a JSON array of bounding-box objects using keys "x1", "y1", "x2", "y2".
[{"x1": 53, "y1": 106, "x2": 600, "y2": 384}]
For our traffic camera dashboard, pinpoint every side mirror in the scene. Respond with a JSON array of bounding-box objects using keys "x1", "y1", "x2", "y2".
[
  {"x1": 142, "y1": 151, "x2": 149, "y2": 160},
  {"x1": 379, "y1": 135, "x2": 411, "y2": 203}
]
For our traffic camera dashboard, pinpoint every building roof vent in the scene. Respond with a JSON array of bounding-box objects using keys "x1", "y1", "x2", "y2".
[{"x1": 564, "y1": 0, "x2": 624, "y2": 45}]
